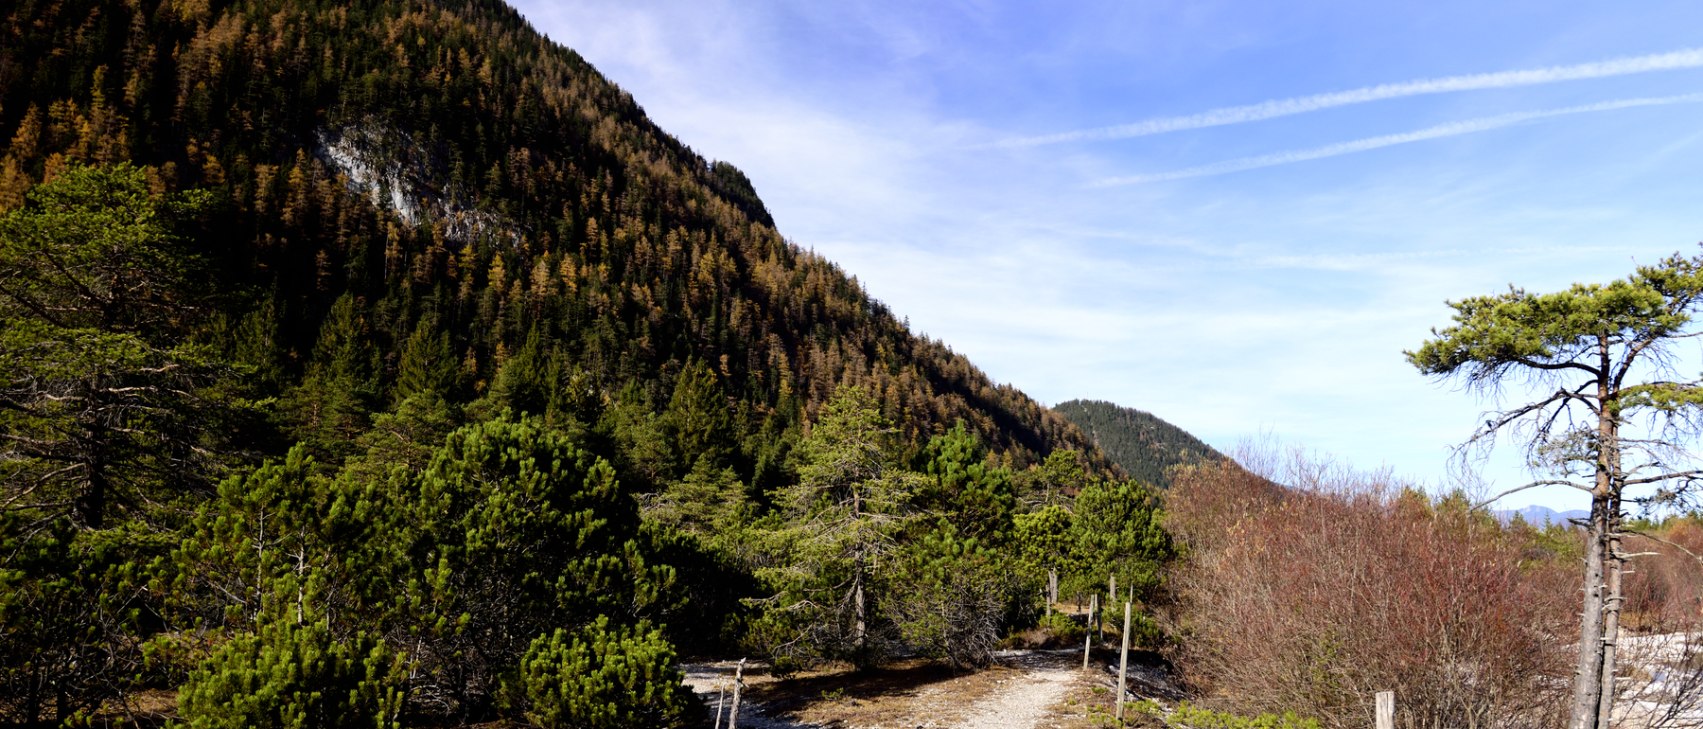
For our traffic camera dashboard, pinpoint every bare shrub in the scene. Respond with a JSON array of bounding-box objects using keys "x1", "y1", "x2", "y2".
[
  {"x1": 1624, "y1": 520, "x2": 1703, "y2": 631},
  {"x1": 1616, "y1": 518, "x2": 1703, "y2": 727},
  {"x1": 1166, "y1": 455, "x2": 1574, "y2": 729}
]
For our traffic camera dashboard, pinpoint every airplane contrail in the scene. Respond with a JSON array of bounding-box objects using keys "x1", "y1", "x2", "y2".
[
  {"x1": 1000, "y1": 48, "x2": 1703, "y2": 148},
  {"x1": 1089, "y1": 93, "x2": 1703, "y2": 186}
]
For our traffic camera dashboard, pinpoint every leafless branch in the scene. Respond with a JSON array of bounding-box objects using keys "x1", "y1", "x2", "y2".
[
  {"x1": 1622, "y1": 528, "x2": 1703, "y2": 567},
  {"x1": 1472, "y1": 479, "x2": 1593, "y2": 511},
  {"x1": 1624, "y1": 470, "x2": 1703, "y2": 487}
]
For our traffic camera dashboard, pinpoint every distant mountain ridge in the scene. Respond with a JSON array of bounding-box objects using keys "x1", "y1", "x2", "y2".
[
  {"x1": 1495, "y1": 505, "x2": 1590, "y2": 527},
  {"x1": 1052, "y1": 399, "x2": 1225, "y2": 488}
]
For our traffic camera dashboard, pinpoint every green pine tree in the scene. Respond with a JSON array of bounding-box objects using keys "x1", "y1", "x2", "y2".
[
  {"x1": 519, "y1": 616, "x2": 694, "y2": 728},
  {"x1": 176, "y1": 571, "x2": 404, "y2": 729},
  {"x1": 0, "y1": 163, "x2": 236, "y2": 528},
  {"x1": 755, "y1": 385, "x2": 919, "y2": 669}
]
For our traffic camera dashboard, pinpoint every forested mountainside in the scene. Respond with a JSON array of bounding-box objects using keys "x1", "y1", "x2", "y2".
[
  {"x1": 0, "y1": 1, "x2": 1170, "y2": 725},
  {"x1": 0, "y1": 0, "x2": 1106, "y2": 478},
  {"x1": 1053, "y1": 399, "x2": 1225, "y2": 488}
]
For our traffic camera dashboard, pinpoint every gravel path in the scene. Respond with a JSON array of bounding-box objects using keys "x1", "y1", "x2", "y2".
[
  {"x1": 946, "y1": 650, "x2": 1080, "y2": 729},
  {"x1": 681, "y1": 661, "x2": 822, "y2": 729},
  {"x1": 681, "y1": 649, "x2": 1100, "y2": 729}
]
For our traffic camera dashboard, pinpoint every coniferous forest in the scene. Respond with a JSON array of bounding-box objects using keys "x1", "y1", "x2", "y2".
[
  {"x1": 8, "y1": 2, "x2": 1703, "y2": 729},
  {"x1": 0, "y1": 0, "x2": 1169, "y2": 725},
  {"x1": 1052, "y1": 400, "x2": 1225, "y2": 489}
]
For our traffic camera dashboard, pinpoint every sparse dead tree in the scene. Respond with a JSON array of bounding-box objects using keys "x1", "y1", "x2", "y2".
[{"x1": 1409, "y1": 249, "x2": 1703, "y2": 729}]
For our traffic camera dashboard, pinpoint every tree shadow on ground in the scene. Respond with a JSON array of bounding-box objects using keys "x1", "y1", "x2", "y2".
[{"x1": 744, "y1": 658, "x2": 968, "y2": 719}]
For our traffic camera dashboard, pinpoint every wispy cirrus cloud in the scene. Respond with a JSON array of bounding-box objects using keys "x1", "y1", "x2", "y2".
[
  {"x1": 999, "y1": 48, "x2": 1703, "y2": 148},
  {"x1": 1089, "y1": 93, "x2": 1703, "y2": 186}
]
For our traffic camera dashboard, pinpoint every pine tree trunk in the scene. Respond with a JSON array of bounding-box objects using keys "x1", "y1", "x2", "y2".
[
  {"x1": 851, "y1": 486, "x2": 867, "y2": 661},
  {"x1": 1596, "y1": 503, "x2": 1624, "y2": 729},
  {"x1": 1568, "y1": 499, "x2": 1608, "y2": 729},
  {"x1": 852, "y1": 572, "x2": 866, "y2": 655},
  {"x1": 1572, "y1": 359, "x2": 1617, "y2": 729},
  {"x1": 77, "y1": 422, "x2": 108, "y2": 528}
]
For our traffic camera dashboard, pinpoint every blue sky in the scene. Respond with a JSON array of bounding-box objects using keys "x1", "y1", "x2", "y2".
[{"x1": 510, "y1": 0, "x2": 1703, "y2": 511}]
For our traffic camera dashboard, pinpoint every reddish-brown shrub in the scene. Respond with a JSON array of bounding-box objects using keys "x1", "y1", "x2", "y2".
[
  {"x1": 1166, "y1": 457, "x2": 1574, "y2": 729},
  {"x1": 1623, "y1": 518, "x2": 1703, "y2": 632}
]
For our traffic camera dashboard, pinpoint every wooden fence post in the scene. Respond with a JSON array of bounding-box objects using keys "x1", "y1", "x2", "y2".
[
  {"x1": 1116, "y1": 601, "x2": 1132, "y2": 721},
  {"x1": 728, "y1": 658, "x2": 746, "y2": 729},
  {"x1": 1083, "y1": 593, "x2": 1096, "y2": 670},
  {"x1": 1094, "y1": 591, "x2": 1102, "y2": 644},
  {"x1": 1375, "y1": 690, "x2": 1394, "y2": 729}
]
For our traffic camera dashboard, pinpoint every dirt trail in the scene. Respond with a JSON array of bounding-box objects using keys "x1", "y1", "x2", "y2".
[
  {"x1": 946, "y1": 650, "x2": 1080, "y2": 729},
  {"x1": 682, "y1": 649, "x2": 1103, "y2": 729},
  {"x1": 680, "y1": 661, "x2": 820, "y2": 729}
]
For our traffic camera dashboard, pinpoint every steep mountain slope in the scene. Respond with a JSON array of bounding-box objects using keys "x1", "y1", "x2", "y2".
[
  {"x1": 0, "y1": 0, "x2": 1105, "y2": 479},
  {"x1": 1053, "y1": 399, "x2": 1224, "y2": 488},
  {"x1": 0, "y1": 3, "x2": 1181, "y2": 723}
]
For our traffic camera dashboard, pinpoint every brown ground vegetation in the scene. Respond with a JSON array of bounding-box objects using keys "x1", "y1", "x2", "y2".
[{"x1": 1164, "y1": 455, "x2": 1576, "y2": 729}]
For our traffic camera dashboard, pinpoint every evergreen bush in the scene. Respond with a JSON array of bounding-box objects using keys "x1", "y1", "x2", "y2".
[
  {"x1": 177, "y1": 609, "x2": 402, "y2": 729},
  {"x1": 519, "y1": 616, "x2": 693, "y2": 728}
]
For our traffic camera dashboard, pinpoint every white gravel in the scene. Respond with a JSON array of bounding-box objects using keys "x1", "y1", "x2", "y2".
[
  {"x1": 680, "y1": 649, "x2": 1118, "y2": 729},
  {"x1": 682, "y1": 660, "x2": 822, "y2": 729},
  {"x1": 947, "y1": 651, "x2": 1080, "y2": 729}
]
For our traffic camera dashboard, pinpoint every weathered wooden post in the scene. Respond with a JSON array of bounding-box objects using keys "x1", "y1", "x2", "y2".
[
  {"x1": 728, "y1": 658, "x2": 746, "y2": 729},
  {"x1": 1104, "y1": 574, "x2": 1115, "y2": 645},
  {"x1": 713, "y1": 682, "x2": 726, "y2": 729},
  {"x1": 1083, "y1": 593, "x2": 1096, "y2": 670},
  {"x1": 1049, "y1": 569, "x2": 1059, "y2": 609},
  {"x1": 1375, "y1": 690, "x2": 1394, "y2": 729},
  {"x1": 1116, "y1": 601, "x2": 1132, "y2": 721}
]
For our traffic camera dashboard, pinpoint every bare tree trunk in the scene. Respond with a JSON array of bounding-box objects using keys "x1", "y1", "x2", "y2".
[
  {"x1": 1596, "y1": 414, "x2": 1627, "y2": 729},
  {"x1": 1568, "y1": 489, "x2": 1609, "y2": 729},
  {"x1": 1571, "y1": 347, "x2": 1618, "y2": 729},
  {"x1": 729, "y1": 659, "x2": 746, "y2": 729},
  {"x1": 1596, "y1": 502, "x2": 1625, "y2": 729}
]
